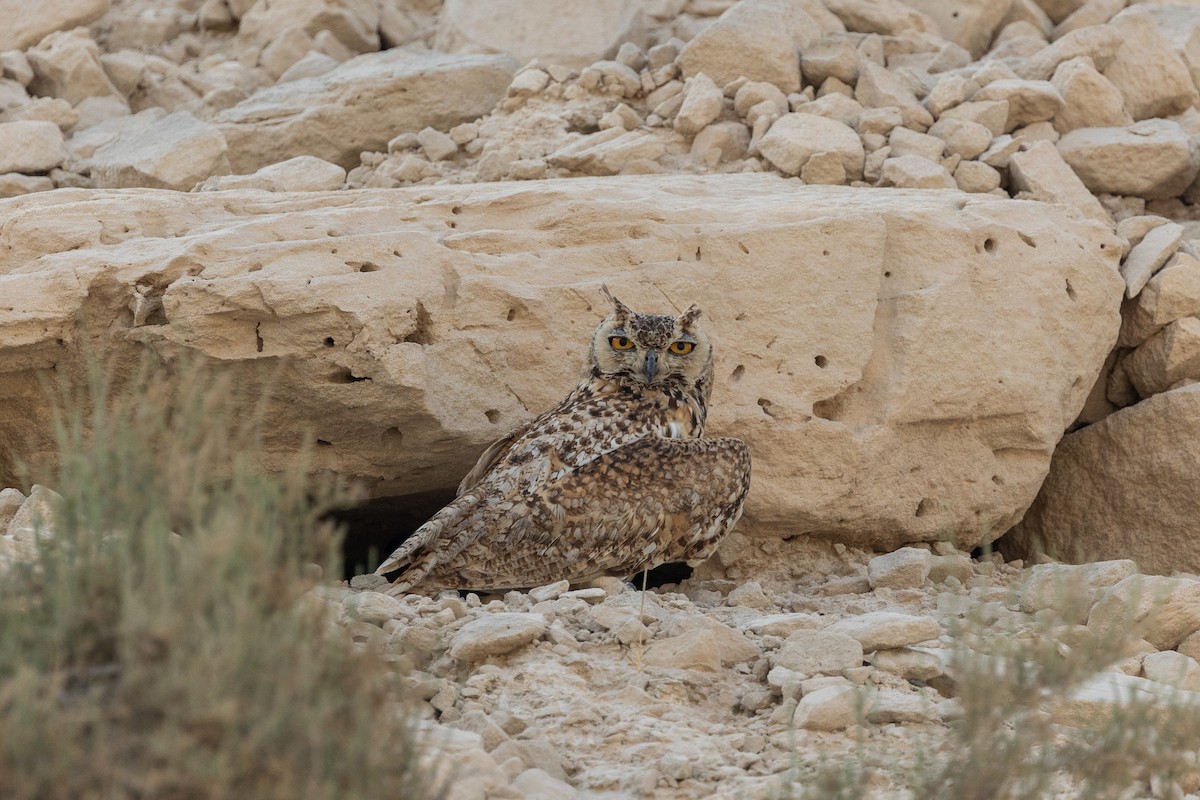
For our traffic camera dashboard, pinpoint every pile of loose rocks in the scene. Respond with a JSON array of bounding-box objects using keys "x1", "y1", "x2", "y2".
[{"x1": 6, "y1": 482, "x2": 1200, "y2": 798}]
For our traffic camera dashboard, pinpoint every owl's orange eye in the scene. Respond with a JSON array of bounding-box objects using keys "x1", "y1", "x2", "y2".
[
  {"x1": 609, "y1": 336, "x2": 635, "y2": 350},
  {"x1": 668, "y1": 341, "x2": 695, "y2": 355}
]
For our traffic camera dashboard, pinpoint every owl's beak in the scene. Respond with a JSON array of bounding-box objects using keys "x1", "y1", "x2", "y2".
[{"x1": 643, "y1": 350, "x2": 658, "y2": 383}]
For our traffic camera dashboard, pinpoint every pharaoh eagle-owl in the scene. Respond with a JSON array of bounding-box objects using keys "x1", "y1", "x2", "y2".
[{"x1": 376, "y1": 288, "x2": 751, "y2": 594}]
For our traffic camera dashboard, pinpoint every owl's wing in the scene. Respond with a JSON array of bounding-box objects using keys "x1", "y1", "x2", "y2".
[
  {"x1": 456, "y1": 418, "x2": 541, "y2": 496},
  {"x1": 434, "y1": 434, "x2": 752, "y2": 591}
]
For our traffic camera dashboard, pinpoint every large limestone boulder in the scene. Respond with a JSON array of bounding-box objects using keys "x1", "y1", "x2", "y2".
[
  {"x1": 215, "y1": 51, "x2": 516, "y2": 172},
  {"x1": 1006, "y1": 385, "x2": 1200, "y2": 573},
  {"x1": 0, "y1": 175, "x2": 1121, "y2": 551}
]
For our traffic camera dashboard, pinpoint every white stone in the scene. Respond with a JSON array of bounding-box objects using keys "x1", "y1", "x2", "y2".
[
  {"x1": 799, "y1": 35, "x2": 858, "y2": 88},
  {"x1": 972, "y1": 79, "x2": 1064, "y2": 132},
  {"x1": 888, "y1": 127, "x2": 944, "y2": 162},
  {"x1": 258, "y1": 26, "x2": 319, "y2": 81},
  {"x1": 449, "y1": 613, "x2": 546, "y2": 662},
  {"x1": 0, "y1": 488, "x2": 22, "y2": 534},
  {"x1": 418, "y1": 127, "x2": 458, "y2": 162},
  {"x1": 1124, "y1": 317, "x2": 1200, "y2": 397},
  {"x1": 726, "y1": 580, "x2": 772, "y2": 609},
  {"x1": 663, "y1": 615, "x2": 760, "y2": 665},
  {"x1": 1008, "y1": 140, "x2": 1109, "y2": 224},
  {"x1": 953, "y1": 160, "x2": 1001, "y2": 193},
  {"x1": 741, "y1": 613, "x2": 822, "y2": 637},
  {"x1": 1057, "y1": 120, "x2": 1200, "y2": 201},
  {"x1": 757, "y1": 113, "x2": 863, "y2": 179},
  {"x1": 436, "y1": 0, "x2": 644, "y2": 69},
  {"x1": 870, "y1": 647, "x2": 943, "y2": 681},
  {"x1": 278, "y1": 51, "x2": 340, "y2": 84},
  {"x1": 800, "y1": 150, "x2": 847, "y2": 185},
  {"x1": 1056, "y1": 671, "x2": 1200, "y2": 728},
  {"x1": 855, "y1": 60, "x2": 932, "y2": 130},
  {"x1": 0, "y1": 0, "x2": 110, "y2": 51},
  {"x1": 0, "y1": 173, "x2": 53, "y2": 198},
  {"x1": 198, "y1": 155, "x2": 346, "y2": 192},
  {"x1": 511, "y1": 768, "x2": 578, "y2": 800},
  {"x1": 547, "y1": 129, "x2": 665, "y2": 176},
  {"x1": 0, "y1": 121, "x2": 66, "y2": 174},
  {"x1": 1119, "y1": 222, "x2": 1184, "y2": 299},
  {"x1": 1052, "y1": 0, "x2": 1125, "y2": 39},
  {"x1": 1016, "y1": 23, "x2": 1124, "y2": 81},
  {"x1": 1050, "y1": 57, "x2": 1132, "y2": 134},
  {"x1": 26, "y1": 28, "x2": 126, "y2": 107},
  {"x1": 792, "y1": 684, "x2": 859, "y2": 731},
  {"x1": 928, "y1": 117, "x2": 992, "y2": 160},
  {"x1": 868, "y1": 548, "x2": 932, "y2": 589},
  {"x1": 903, "y1": 0, "x2": 1009, "y2": 57},
  {"x1": 879, "y1": 154, "x2": 955, "y2": 189},
  {"x1": 528, "y1": 580, "x2": 570, "y2": 603},
  {"x1": 2, "y1": 97, "x2": 79, "y2": 131},
  {"x1": 940, "y1": 100, "x2": 1010, "y2": 138},
  {"x1": 239, "y1": 0, "x2": 380, "y2": 54},
  {"x1": 677, "y1": 0, "x2": 824, "y2": 93},
  {"x1": 825, "y1": 612, "x2": 939, "y2": 652},
  {"x1": 508, "y1": 68, "x2": 550, "y2": 97},
  {"x1": 90, "y1": 111, "x2": 229, "y2": 191},
  {"x1": 1142, "y1": 650, "x2": 1200, "y2": 692},
  {"x1": 866, "y1": 688, "x2": 941, "y2": 723},
  {"x1": 690, "y1": 121, "x2": 749, "y2": 165},
  {"x1": 775, "y1": 630, "x2": 863, "y2": 674},
  {"x1": 217, "y1": 52, "x2": 515, "y2": 172},
  {"x1": 1018, "y1": 560, "x2": 1137, "y2": 623},
  {"x1": 5, "y1": 484, "x2": 61, "y2": 542},
  {"x1": 1103, "y1": 6, "x2": 1199, "y2": 121},
  {"x1": 643, "y1": 629, "x2": 723, "y2": 672},
  {"x1": 1088, "y1": 569, "x2": 1200, "y2": 650},
  {"x1": 1122, "y1": 254, "x2": 1200, "y2": 346},
  {"x1": 674, "y1": 73, "x2": 724, "y2": 136},
  {"x1": 798, "y1": 92, "x2": 862, "y2": 128},
  {"x1": 343, "y1": 591, "x2": 407, "y2": 625}
]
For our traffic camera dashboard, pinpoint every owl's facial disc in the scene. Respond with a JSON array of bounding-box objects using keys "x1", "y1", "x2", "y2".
[{"x1": 592, "y1": 300, "x2": 710, "y2": 387}]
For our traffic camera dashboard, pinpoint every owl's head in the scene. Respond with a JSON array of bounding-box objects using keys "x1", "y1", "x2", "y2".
[{"x1": 589, "y1": 287, "x2": 712, "y2": 388}]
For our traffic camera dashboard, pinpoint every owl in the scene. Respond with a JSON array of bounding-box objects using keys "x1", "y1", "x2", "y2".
[{"x1": 375, "y1": 288, "x2": 751, "y2": 594}]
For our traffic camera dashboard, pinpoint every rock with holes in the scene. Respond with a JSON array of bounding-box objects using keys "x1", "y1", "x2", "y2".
[{"x1": 0, "y1": 176, "x2": 1120, "y2": 557}]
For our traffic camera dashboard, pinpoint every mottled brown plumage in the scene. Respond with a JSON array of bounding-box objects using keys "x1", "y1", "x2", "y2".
[{"x1": 376, "y1": 288, "x2": 751, "y2": 593}]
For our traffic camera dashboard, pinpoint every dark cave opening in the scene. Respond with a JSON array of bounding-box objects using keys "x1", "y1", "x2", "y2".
[{"x1": 328, "y1": 487, "x2": 457, "y2": 579}]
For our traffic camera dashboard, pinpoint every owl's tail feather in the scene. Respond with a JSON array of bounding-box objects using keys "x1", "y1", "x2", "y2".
[{"x1": 375, "y1": 493, "x2": 481, "y2": 594}]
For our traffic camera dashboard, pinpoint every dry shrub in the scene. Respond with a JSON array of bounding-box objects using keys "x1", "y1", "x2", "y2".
[
  {"x1": 0, "y1": 358, "x2": 443, "y2": 800},
  {"x1": 792, "y1": 575, "x2": 1200, "y2": 799}
]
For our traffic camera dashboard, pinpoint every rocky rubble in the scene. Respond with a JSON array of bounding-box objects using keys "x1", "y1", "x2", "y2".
[{"x1": 6, "y1": 486, "x2": 1200, "y2": 798}]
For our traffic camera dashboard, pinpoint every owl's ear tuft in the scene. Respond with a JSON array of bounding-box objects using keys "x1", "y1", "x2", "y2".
[
  {"x1": 679, "y1": 304, "x2": 702, "y2": 330},
  {"x1": 601, "y1": 284, "x2": 632, "y2": 323}
]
